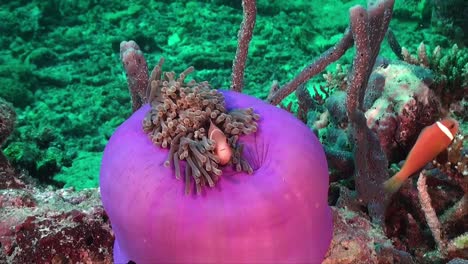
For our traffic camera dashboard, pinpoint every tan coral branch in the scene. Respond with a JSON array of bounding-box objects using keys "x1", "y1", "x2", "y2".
[{"x1": 417, "y1": 171, "x2": 447, "y2": 254}]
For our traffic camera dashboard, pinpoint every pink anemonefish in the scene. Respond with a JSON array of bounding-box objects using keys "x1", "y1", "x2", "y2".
[
  {"x1": 208, "y1": 121, "x2": 233, "y2": 165},
  {"x1": 383, "y1": 118, "x2": 459, "y2": 194}
]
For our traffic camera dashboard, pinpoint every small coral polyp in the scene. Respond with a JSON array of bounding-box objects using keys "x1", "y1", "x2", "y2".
[{"x1": 142, "y1": 60, "x2": 259, "y2": 194}]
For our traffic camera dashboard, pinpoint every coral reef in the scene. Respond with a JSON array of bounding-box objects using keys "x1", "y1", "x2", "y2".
[
  {"x1": 0, "y1": 97, "x2": 107, "y2": 263},
  {"x1": 262, "y1": 0, "x2": 466, "y2": 262},
  {"x1": 0, "y1": 0, "x2": 466, "y2": 262}
]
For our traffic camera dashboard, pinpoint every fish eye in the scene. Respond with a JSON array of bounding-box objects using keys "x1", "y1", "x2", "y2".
[{"x1": 449, "y1": 123, "x2": 455, "y2": 129}]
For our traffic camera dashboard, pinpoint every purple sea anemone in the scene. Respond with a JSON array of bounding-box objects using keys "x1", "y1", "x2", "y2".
[{"x1": 100, "y1": 90, "x2": 332, "y2": 263}]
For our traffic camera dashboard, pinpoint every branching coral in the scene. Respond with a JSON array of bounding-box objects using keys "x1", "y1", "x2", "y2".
[
  {"x1": 142, "y1": 59, "x2": 259, "y2": 194},
  {"x1": 434, "y1": 134, "x2": 467, "y2": 250},
  {"x1": 386, "y1": 133, "x2": 468, "y2": 261},
  {"x1": 417, "y1": 171, "x2": 447, "y2": 253},
  {"x1": 417, "y1": 169, "x2": 468, "y2": 260},
  {"x1": 401, "y1": 43, "x2": 468, "y2": 106}
]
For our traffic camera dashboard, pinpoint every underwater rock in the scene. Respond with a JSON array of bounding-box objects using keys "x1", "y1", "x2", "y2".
[
  {"x1": 0, "y1": 178, "x2": 113, "y2": 263},
  {"x1": 323, "y1": 207, "x2": 414, "y2": 264},
  {"x1": 364, "y1": 62, "x2": 441, "y2": 162},
  {"x1": 100, "y1": 90, "x2": 333, "y2": 263}
]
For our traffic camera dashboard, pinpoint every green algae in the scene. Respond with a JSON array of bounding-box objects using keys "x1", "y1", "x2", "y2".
[{"x1": 0, "y1": 0, "x2": 465, "y2": 190}]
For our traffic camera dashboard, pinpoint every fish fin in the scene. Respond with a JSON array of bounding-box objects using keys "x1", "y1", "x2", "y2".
[
  {"x1": 208, "y1": 120, "x2": 218, "y2": 141},
  {"x1": 383, "y1": 175, "x2": 404, "y2": 194}
]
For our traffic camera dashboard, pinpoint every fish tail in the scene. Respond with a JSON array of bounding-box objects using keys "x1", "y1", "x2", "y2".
[{"x1": 383, "y1": 173, "x2": 405, "y2": 194}]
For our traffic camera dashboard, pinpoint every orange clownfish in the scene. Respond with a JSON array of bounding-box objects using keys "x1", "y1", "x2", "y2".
[
  {"x1": 208, "y1": 121, "x2": 232, "y2": 165},
  {"x1": 383, "y1": 118, "x2": 459, "y2": 194}
]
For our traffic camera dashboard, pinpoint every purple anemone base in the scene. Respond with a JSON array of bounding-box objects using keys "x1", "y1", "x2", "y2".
[{"x1": 100, "y1": 91, "x2": 333, "y2": 263}]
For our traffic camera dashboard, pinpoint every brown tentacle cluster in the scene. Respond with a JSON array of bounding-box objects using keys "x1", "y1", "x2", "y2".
[{"x1": 143, "y1": 58, "x2": 260, "y2": 194}]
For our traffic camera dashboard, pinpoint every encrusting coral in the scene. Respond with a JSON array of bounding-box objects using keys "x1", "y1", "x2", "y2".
[{"x1": 142, "y1": 58, "x2": 260, "y2": 194}]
